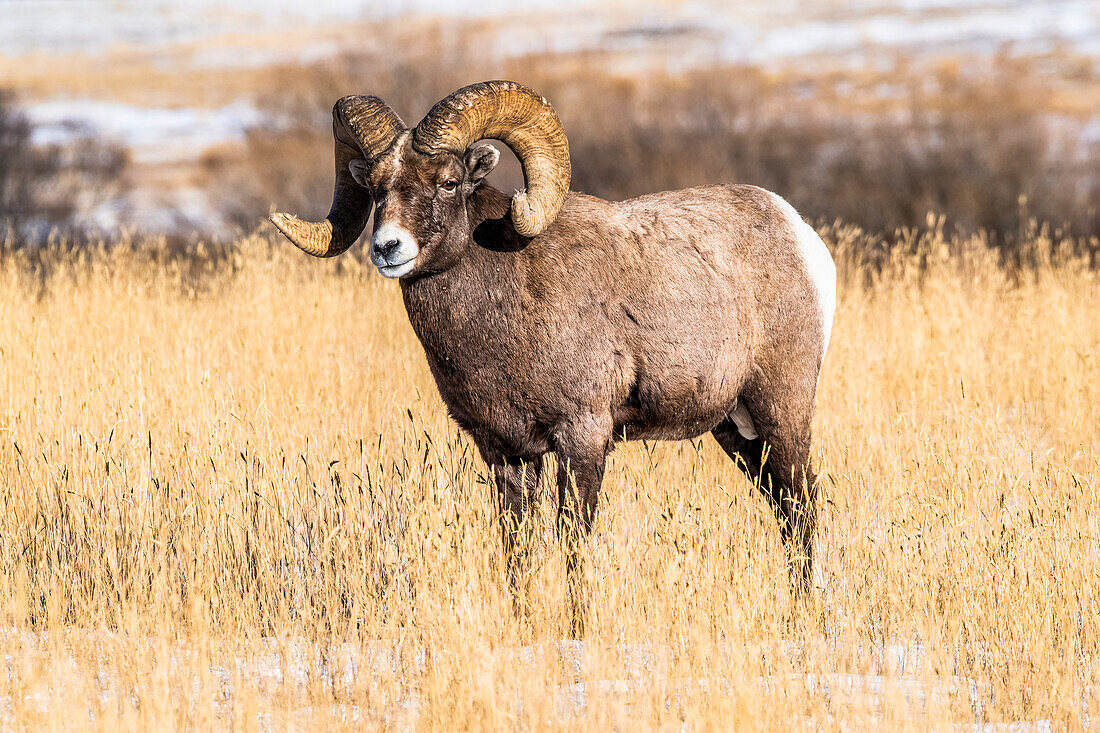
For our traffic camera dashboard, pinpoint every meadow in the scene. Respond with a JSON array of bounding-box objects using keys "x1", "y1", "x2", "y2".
[{"x1": 0, "y1": 223, "x2": 1096, "y2": 730}]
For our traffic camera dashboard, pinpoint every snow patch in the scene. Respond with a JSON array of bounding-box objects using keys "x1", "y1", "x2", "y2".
[{"x1": 27, "y1": 99, "x2": 267, "y2": 164}]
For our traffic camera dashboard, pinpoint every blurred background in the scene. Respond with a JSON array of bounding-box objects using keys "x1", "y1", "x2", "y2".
[{"x1": 0, "y1": 0, "x2": 1097, "y2": 251}]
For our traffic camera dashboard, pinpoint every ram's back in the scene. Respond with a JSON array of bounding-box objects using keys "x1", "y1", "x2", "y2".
[{"x1": 519, "y1": 184, "x2": 831, "y2": 441}]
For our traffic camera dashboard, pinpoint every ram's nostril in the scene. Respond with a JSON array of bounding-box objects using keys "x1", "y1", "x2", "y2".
[{"x1": 376, "y1": 239, "x2": 401, "y2": 258}]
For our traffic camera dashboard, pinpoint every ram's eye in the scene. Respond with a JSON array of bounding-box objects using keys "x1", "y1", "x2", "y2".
[{"x1": 440, "y1": 179, "x2": 459, "y2": 192}]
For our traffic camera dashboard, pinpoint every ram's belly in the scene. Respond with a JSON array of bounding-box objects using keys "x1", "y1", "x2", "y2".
[
  {"x1": 616, "y1": 399, "x2": 732, "y2": 442},
  {"x1": 612, "y1": 344, "x2": 751, "y2": 442}
]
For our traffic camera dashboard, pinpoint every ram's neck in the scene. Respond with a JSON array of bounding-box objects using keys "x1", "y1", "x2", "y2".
[
  {"x1": 398, "y1": 184, "x2": 528, "y2": 367},
  {"x1": 468, "y1": 184, "x2": 512, "y2": 226}
]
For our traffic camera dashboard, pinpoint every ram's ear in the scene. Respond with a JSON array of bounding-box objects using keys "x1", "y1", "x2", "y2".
[
  {"x1": 348, "y1": 158, "x2": 371, "y2": 188},
  {"x1": 465, "y1": 142, "x2": 500, "y2": 185}
]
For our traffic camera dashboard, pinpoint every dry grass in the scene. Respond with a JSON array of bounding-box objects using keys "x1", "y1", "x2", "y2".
[{"x1": 0, "y1": 226, "x2": 1097, "y2": 730}]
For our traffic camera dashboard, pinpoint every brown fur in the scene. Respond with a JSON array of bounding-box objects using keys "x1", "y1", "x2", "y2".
[{"x1": 354, "y1": 135, "x2": 827, "y2": 634}]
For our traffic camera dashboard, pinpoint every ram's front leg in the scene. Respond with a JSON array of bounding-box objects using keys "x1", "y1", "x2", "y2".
[
  {"x1": 553, "y1": 414, "x2": 613, "y2": 638},
  {"x1": 484, "y1": 452, "x2": 543, "y2": 616}
]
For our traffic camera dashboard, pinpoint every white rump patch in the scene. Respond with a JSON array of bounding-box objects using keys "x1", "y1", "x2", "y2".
[
  {"x1": 771, "y1": 193, "x2": 837, "y2": 360},
  {"x1": 730, "y1": 401, "x2": 758, "y2": 441}
]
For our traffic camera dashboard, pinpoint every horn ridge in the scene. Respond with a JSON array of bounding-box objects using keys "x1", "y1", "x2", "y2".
[
  {"x1": 269, "y1": 95, "x2": 405, "y2": 258},
  {"x1": 337, "y1": 94, "x2": 406, "y2": 163},
  {"x1": 413, "y1": 80, "x2": 570, "y2": 237}
]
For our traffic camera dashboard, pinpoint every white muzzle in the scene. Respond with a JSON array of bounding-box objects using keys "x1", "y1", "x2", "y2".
[{"x1": 370, "y1": 223, "x2": 419, "y2": 278}]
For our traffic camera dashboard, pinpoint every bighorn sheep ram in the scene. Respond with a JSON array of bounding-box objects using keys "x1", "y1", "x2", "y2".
[{"x1": 270, "y1": 81, "x2": 836, "y2": 630}]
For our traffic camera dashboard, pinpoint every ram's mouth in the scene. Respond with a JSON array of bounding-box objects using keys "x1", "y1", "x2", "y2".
[{"x1": 378, "y1": 259, "x2": 416, "y2": 279}]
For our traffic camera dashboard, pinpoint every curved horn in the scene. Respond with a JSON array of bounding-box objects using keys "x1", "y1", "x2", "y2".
[
  {"x1": 412, "y1": 81, "x2": 570, "y2": 237},
  {"x1": 269, "y1": 95, "x2": 405, "y2": 257}
]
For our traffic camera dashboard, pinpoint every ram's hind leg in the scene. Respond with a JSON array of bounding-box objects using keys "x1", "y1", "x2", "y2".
[{"x1": 712, "y1": 399, "x2": 819, "y2": 594}]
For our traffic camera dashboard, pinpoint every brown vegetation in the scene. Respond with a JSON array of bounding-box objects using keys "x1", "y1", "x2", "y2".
[
  {"x1": 0, "y1": 90, "x2": 128, "y2": 237},
  {"x1": 211, "y1": 49, "x2": 1099, "y2": 255}
]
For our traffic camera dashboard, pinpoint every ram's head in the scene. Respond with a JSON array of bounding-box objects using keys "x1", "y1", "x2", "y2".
[{"x1": 269, "y1": 81, "x2": 571, "y2": 278}]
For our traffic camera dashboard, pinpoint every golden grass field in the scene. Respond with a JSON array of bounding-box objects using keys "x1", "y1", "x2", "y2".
[{"x1": 0, "y1": 225, "x2": 1097, "y2": 730}]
